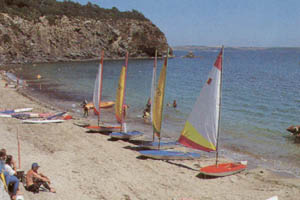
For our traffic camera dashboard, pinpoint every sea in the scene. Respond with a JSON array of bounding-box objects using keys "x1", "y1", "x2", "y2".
[{"x1": 2, "y1": 47, "x2": 300, "y2": 177}]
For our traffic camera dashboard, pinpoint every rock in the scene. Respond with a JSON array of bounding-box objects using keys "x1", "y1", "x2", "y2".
[
  {"x1": 0, "y1": 13, "x2": 172, "y2": 65},
  {"x1": 184, "y1": 51, "x2": 196, "y2": 58}
]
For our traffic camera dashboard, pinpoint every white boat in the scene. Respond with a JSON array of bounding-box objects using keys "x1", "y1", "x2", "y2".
[{"x1": 22, "y1": 119, "x2": 64, "y2": 124}]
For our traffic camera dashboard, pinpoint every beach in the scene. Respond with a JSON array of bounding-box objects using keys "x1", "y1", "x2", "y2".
[{"x1": 0, "y1": 75, "x2": 299, "y2": 200}]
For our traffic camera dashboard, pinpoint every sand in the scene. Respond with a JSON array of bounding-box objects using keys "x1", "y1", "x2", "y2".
[{"x1": 0, "y1": 77, "x2": 299, "y2": 200}]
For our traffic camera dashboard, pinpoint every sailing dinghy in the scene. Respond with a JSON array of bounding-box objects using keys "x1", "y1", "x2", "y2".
[
  {"x1": 110, "y1": 52, "x2": 143, "y2": 140},
  {"x1": 85, "y1": 51, "x2": 121, "y2": 133},
  {"x1": 141, "y1": 47, "x2": 247, "y2": 175},
  {"x1": 140, "y1": 47, "x2": 246, "y2": 173},
  {"x1": 139, "y1": 50, "x2": 200, "y2": 159},
  {"x1": 138, "y1": 50, "x2": 179, "y2": 149}
]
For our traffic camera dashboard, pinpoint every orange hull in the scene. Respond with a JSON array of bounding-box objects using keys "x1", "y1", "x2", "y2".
[
  {"x1": 199, "y1": 163, "x2": 246, "y2": 177},
  {"x1": 87, "y1": 101, "x2": 115, "y2": 109}
]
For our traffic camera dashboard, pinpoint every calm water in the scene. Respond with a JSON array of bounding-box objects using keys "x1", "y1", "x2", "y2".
[{"x1": 3, "y1": 48, "x2": 300, "y2": 177}]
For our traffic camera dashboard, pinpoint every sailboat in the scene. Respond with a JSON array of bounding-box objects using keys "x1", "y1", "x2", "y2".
[
  {"x1": 140, "y1": 47, "x2": 248, "y2": 175},
  {"x1": 86, "y1": 51, "x2": 122, "y2": 133},
  {"x1": 109, "y1": 52, "x2": 144, "y2": 140},
  {"x1": 138, "y1": 50, "x2": 179, "y2": 150}
]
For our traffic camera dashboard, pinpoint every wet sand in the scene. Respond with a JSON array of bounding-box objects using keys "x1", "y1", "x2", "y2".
[{"x1": 0, "y1": 77, "x2": 299, "y2": 200}]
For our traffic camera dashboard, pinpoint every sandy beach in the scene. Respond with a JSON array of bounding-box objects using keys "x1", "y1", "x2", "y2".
[{"x1": 0, "y1": 77, "x2": 299, "y2": 200}]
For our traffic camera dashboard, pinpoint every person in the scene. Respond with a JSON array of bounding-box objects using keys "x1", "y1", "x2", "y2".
[
  {"x1": 81, "y1": 100, "x2": 89, "y2": 117},
  {"x1": 5, "y1": 155, "x2": 17, "y2": 176},
  {"x1": 173, "y1": 100, "x2": 177, "y2": 108},
  {"x1": 26, "y1": 163, "x2": 55, "y2": 193},
  {"x1": 1, "y1": 152, "x2": 19, "y2": 200},
  {"x1": 143, "y1": 98, "x2": 151, "y2": 118}
]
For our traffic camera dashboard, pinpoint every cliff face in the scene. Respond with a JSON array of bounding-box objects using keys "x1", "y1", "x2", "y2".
[{"x1": 0, "y1": 13, "x2": 171, "y2": 64}]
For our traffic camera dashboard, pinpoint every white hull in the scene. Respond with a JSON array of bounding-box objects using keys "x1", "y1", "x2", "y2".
[{"x1": 22, "y1": 119, "x2": 64, "y2": 124}]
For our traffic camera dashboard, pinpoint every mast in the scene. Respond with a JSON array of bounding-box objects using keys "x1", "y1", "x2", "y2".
[
  {"x1": 152, "y1": 49, "x2": 157, "y2": 141},
  {"x1": 97, "y1": 50, "x2": 104, "y2": 126},
  {"x1": 215, "y1": 45, "x2": 224, "y2": 166}
]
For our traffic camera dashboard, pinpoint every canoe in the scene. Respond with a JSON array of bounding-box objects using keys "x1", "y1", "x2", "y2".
[
  {"x1": 199, "y1": 162, "x2": 247, "y2": 177},
  {"x1": 100, "y1": 101, "x2": 115, "y2": 108},
  {"x1": 87, "y1": 101, "x2": 115, "y2": 109},
  {"x1": 22, "y1": 119, "x2": 64, "y2": 124},
  {"x1": 110, "y1": 131, "x2": 144, "y2": 140},
  {"x1": 0, "y1": 108, "x2": 33, "y2": 114},
  {"x1": 138, "y1": 141, "x2": 179, "y2": 150},
  {"x1": 139, "y1": 150, "x2": 201, "y2": 160}
]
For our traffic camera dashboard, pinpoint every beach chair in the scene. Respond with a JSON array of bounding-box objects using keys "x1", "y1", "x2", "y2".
[{"x1": 0, "y1": 172, "x2": 7, "y2": 191}]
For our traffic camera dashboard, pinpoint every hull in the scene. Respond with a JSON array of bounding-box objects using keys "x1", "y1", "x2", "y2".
[
  {"x1": 110, "y1": 131, "x2": 143, "y2": 140},
  {"x1": 139, "y1": 150, "x2": 201, "y2": 160},
  {"x1": 86, "y1": 124, "x2": 121, "y2": 133},
  {"x1": 22, "y1": 119, "x2": 64, "y2": 124},
  {"x1": 199, "y1": 162, "x2": 247, "y2": 177},
  {"x1": 138, "y1": 141, "x2": 179, "y2": 150},
  {"x1": 0, "y1": 108, "x2": 33, "y2": 114},
  {"x1": 100, "y1": 101, "x2": 115, "y2": 108}
]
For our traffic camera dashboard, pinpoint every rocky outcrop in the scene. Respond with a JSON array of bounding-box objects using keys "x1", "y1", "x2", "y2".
[{"x1": 0, "y1": 13, "x2": 171, "y2": 64}]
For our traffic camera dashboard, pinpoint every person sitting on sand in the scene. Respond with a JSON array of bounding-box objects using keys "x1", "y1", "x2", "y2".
[
  {"x1": 1, "y1": 151, "x2": 19, "y2": 200},
  {"x1": 25, "y1": 163, "x2": 55, "y2": 193},
  {"x1": 5, "y1": 155, "x2": 17, "y2": 176}
]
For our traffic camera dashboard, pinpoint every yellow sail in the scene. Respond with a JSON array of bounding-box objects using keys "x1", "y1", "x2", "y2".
[
  {"x1": 115, "y1": 65, "x2": 127, "y2": 123},
  {"x1": 152, "y1": 56, "x2": 168, "y2": 137}
]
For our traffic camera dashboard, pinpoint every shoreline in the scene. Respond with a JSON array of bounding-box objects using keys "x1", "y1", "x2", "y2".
[
  {"x1": 3, "y1": 69, "x2": 300, "y2": 179},
  {"x1": 0, "y1": 72, "x2": 299, "y2": 199}
]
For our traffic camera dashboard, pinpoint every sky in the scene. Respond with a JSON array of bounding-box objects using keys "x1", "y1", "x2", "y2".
[{"x1": 68, "y1": 0, "x2": 300, "y2": 47}]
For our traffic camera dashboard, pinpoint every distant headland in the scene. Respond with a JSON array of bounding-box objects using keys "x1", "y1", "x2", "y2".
[{"x1": 0, "y1": 0, "x2": 172, "y2": 64}]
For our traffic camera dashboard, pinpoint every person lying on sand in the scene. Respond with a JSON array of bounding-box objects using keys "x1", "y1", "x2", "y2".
[{"x1": 25, "y1": 163, "x2": 56, "y2": 193}]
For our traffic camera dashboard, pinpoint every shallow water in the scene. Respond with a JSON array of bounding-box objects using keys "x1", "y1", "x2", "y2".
[{"x1": 3, "y1": 48, "x2": 300, "y2": 177}]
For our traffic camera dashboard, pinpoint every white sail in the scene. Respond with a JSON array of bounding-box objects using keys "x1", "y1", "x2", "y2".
[
  {"x1": 179, "y1": 48, "x2": 223, "y2": 152},
  {"x1": 93, "y1": 52, "x2": 104, "y2": 115},
  {"x1": 150, "y1": 50, "x2": 157, "y2": 122}
]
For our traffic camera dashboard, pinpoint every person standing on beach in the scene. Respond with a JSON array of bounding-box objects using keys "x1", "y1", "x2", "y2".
[
  {"x1": 81, "y1": 100, "x2": 89, "y2": 117},
  {"x1": 25, "y1": 163, "x2": 55, "y2": 193}
]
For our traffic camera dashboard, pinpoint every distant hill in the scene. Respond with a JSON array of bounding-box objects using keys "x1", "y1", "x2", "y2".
[
  {"x1": 0, "y1": 0, "x2": 171, "y2": 64},
  {"x1": 0, "y1": 0, "x2": 148, "y2": 23}
]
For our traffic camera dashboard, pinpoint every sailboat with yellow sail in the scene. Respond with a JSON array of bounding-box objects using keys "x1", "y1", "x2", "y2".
[
  {"x1": 109, "y1": 52, "x2": 144, "y2": 140},
  {"x1": 140, "y1": 47, "x2": 247, "y2": 175},
  {"x1": 139, "y1": 49, "x2": 179, "y2": 149},
  {"x1": 86, "y1": 51, "x2": 123, "y2": 133}
]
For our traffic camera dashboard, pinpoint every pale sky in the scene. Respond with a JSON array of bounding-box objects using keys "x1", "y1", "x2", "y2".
[{"x1": 67, "y1": 0, "x2": 300, "y2": 47}]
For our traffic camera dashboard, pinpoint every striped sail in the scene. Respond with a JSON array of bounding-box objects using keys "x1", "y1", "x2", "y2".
[
  {"x1": 93, "y1": 51, "x2": 104, "y2": 115},
  {"x1": 150, "y1": 50, "x2": 157, "y2": 122},
  {"x1": 152, "y1": 56, "x2": 168, "y2": 137},
  {"x1": 115, "y1": 53, "x2": 128, "y2": 123},
  {"x1": 179, "y1": 48, "x2": 223, "y2": 152}
]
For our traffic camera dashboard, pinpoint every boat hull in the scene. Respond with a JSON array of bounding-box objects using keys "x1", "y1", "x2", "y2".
[
  {"x1": 138, "y1": 141, "x2": 179, "y2": 150},
  {"x1": 139, "y1": 150, "x2": 201, "y2": 160},
  {"x1": 86, "y1": 124, "x2": 121, "y2": 133},
  {"x1": 199, "y1": 162, "x2": 247, "y2": 177},
  {"x1": 22, "y1": 119, "x2": 64, "y2": 124},
  {"x1": 110, "y1": 131, "x2": 143, "y2": 140}
]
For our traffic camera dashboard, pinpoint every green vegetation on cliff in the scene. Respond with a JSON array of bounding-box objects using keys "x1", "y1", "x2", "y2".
[{"x1": 0, "y1": 0, "x2": 148, "y2": 24}]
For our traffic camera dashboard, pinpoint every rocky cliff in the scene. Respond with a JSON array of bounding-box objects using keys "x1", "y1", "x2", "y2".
[{"x1": 0, "y1": 13, "x2": 171, "y2": 64}]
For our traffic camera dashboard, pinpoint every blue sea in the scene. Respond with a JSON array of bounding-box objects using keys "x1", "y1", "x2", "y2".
[{"x1": 3, "y1": 47, "x2": 300, "y2": 177}]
